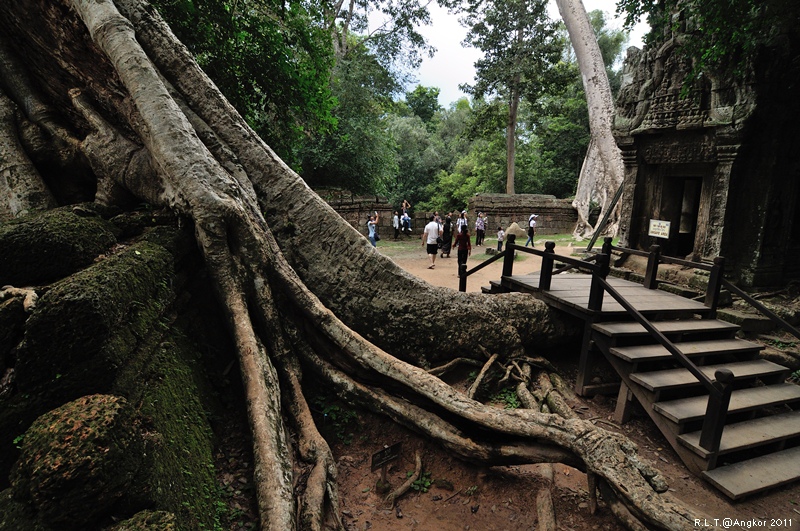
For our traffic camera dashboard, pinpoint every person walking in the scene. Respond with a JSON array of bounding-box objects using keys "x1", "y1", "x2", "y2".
[
  {"x1": 525, "y1": 214, "x2": 538, "y2": 247},
  {"x1": 452, "y1": 224, "x2": 472, "y2": 270},
  {"x1": 456, "y1": 210, "x2": 468, "y2": 235},
  {"x1": 422, "y1": 215, "x2": 441, "y2": 269},
  {"x1": 367, "y1": 211, "x2": 380, "y2": 247},
  {"x1": 475, "y1": 212, "x2": 485, "y2": 246},
  {"x1": 497, "y1": 226, "x2": 505, "y2": 252},
  {"x1": 440, "y1": 212, "x2": 453, "y2": 258},
  {"x1": 392, "y1": 211, "x2": 400, "y2": 240}
]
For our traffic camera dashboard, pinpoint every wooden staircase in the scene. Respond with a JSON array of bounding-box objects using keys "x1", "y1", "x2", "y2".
[
  {"x1": 465, "y1": 236, "x2": 800, "y2": 500},
  {"x1": 591, "y1": 316, "x2": 800, "y2": 500}
]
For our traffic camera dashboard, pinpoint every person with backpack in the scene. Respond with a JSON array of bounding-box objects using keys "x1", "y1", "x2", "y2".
[{"x1": 367, "y1": 211, "x2": 380, "y2": 247}]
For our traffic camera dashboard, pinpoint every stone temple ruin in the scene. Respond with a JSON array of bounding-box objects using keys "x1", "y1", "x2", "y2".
[{"x1": 612, "y1": 29, "x2": 800, "y2": 287}]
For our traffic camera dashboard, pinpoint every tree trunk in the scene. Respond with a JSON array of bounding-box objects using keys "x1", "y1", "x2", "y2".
[
  {"x1": 0, "y1": 2, "x2": 713, "y2": 530},
  {"x1": 506, "y1": 79, "x2": 520, "y2": 195},
  {"x1": 554, "y1": 0, "x2": 625, "y2": 239}
]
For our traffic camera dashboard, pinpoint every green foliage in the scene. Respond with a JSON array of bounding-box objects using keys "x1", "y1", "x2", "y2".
[
  {"x1": 406, "y1": 85, "x2": 442, "y2": 122},
  {"x1": 492, "y1": 387, "x2": 521, "y2": 409},
  {"x1": 616, "y1": 0, "x2": 799, "y2": 80},
  {"x1": 153, "y1": 0, "x2": 336, "y2": 166},
  {"x1": 310, "y1": 393, "x2": 361, "y2": 445},
  {"x1": 300, "y1": 41, "x2": 400, "y2": 193},
  {"x1": 409, "y1": 471, "x2": 433, "y2": 492}
]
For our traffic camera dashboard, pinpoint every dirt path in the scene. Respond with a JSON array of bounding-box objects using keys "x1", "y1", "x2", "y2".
[{"x1": 378, "y1": 236, "x2": 578, "y2": 293}]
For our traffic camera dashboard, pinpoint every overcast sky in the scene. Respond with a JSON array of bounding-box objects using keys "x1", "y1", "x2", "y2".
[{"x1": 407, "y1": 0, "x2": 649, "y2": 106}]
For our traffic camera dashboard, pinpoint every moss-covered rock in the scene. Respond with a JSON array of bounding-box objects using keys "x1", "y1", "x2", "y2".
[
  {"x1": 0, "y1": 236, "x2": 175, "y2": 491},
  {"x1": 1, "y1": 223, "x2": 229, "y2": 530},
  {"x1": 0, "y1": 488, "x2": 48, "y2": 531},
  {"x1": 105, "y1": 510, "x2": 177, "y2": 530},
  {"x1": 14, "y1": 239, "x2": 174, "y2": 392},
  {"x1": 0, "y1": 205, "x2": 118, "y2": 286},
  {"x1": 10, "y1": 395, "x2": 141, "y2": 529}
]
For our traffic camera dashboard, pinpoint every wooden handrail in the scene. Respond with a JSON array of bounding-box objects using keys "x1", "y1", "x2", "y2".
[
  {"x1": 722, "y1": 279, "x2": 800, "y2": 343},
  {"x1": 596, "y1": 276, "x2": 732, "y2": 454}
]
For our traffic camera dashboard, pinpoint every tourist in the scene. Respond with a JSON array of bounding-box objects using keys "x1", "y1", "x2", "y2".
[
  {"x1": 497, "y1": 226, "x2": 505, "y2": 252},
  {"x1": 440, "y1": 212, "x2": 453, "y2": 258},
  {"x1": 525, "y1": 214, "x2": 538, "y2": 247},
  {"x1": 422, "y1": 215, "x2": 441, "y2": 269},
  {"x1": 452, "y1": 224, "x2": 472, "y2": 270},
  {"x1": 392, "y1": 211, "x2": 400, "y2": 240},
  {"x1": 475, "y1": 212, "x2": 485, "y2": 246},
  {"x1": 456, "y1": 210, "x2": 468, "y2": 235},
  {"x1": 401, "y1": 199, "x2": 412, "y2": 215},
  {"x1": 367, "y1": 211, "x2": 380, "y2": 247},
  {"x1": 401, "y1": 212, "x2": 412, "y2": 234}
]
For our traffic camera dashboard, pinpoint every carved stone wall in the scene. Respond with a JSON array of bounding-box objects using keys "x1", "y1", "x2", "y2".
[
  {"x1": 467, "y1": 194, "x2": 580, "y2": 235},
  {"x1": 612, "y1": 22, "x2": 800, "y2": 286}
]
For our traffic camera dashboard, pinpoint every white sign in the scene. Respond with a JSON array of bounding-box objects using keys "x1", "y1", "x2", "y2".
[{"x1": 648, "y1": 219, "x2": 671, "y2": 238}]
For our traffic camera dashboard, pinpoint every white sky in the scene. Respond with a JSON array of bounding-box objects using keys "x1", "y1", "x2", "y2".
[{"x1": 410, "y1": 0, "x2": 649, "y2": 106}]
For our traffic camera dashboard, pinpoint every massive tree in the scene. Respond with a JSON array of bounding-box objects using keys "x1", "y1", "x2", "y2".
[
  {"x1": 0, "y1": 1, "x2": 713, "y2": 530},
  {"x1": 555, "y1": 0, "x2": 625, "y2": 239},
  {"x1": 460, "y1": 0, "x2": 565, "y2": 194}
]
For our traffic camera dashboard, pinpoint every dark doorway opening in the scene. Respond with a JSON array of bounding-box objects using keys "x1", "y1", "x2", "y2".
[{"x1": 677, "y1": 177, "x2": 702, "y2": 256}]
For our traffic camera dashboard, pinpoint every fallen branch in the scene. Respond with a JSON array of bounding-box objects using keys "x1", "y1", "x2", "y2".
[
  {"x1": 385, "y1": 451, "x2": 422, "y2": 508},
  {"x1": 428, "y1": 357, "x2": 484, "y2": 377},
  {"x1": 466, "y1": 353, "x2": 499, "y2": 399}
]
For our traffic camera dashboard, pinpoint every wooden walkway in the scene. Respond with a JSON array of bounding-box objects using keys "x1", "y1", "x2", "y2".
[
  {"x1": 500, "y1": 272, "x2": 709, "y2": 318},
  {"x1": 479, "y1": 247, "x2": 800, "y2": 501}
]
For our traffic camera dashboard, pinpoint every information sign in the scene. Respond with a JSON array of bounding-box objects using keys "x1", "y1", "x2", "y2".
[{"x1": 648, "y1": 219, "x2": 671, "y2": 239}]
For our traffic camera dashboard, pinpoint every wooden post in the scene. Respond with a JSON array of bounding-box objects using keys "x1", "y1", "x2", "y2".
[
  {"x1": 502, "y1": 235, "x2": 516, "y2": 278},
  {"x1": 601, "y1": 236, "x2": 613, "y2": 257},
  {"x1": 699, "y1": 368, "x2": 734, "y2": 462},
  {"x1": 704, "y1": 256, "x2": 725, "y2": 318},
  {"x1": 588, "y1": 253, "x2": 609, "y2": 312},
  {"x1": 458, "y1": 263, "x2": 467, "y2": 292},
  {"x1": 643, "y1": 245, "x2": 661, "y2": 289},
  {"x1": 538, "y1": 241, "x2": 556, "y2": 290}
]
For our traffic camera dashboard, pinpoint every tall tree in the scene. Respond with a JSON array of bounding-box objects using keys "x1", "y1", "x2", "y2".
[
  {"x1": 0, "y1": 1, "x2": 713, "y2": 530},
  {"x1": 554, "y1": 0, "x2": 625, "y2": 238},
  {"x1": 460, "y1": 0, "x2": 564, "y2": 194},
  {"x1": 405, "y1": 85, "x2": 442, "y2": 123}
]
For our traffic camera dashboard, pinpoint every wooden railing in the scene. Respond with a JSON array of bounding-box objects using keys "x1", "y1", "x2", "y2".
[
  {"x1": 463, "y1": 234, "x2": 733, "y2": 456},
  {"x1": 596, "y1": 276, "x2": 734, "y2": 454},
  {"x1": 722, "y1": 279, "x2": 800, "y2": 342}
]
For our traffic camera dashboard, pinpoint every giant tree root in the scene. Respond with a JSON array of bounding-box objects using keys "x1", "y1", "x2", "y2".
[{"x1": 0, "y1": 2, "x2": 716, "y2": 529}]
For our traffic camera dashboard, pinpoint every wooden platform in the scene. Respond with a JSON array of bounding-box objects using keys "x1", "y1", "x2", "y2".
[
  {"x1": 501, "y1": 272, "x2": 710, "y2": 317},
  {"x1": 487, "y1": 266, "x2": 800, "y2": 500}
]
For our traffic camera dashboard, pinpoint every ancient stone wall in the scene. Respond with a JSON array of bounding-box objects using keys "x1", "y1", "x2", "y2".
[
  {"x1": 467, "y1": 194, "x2": 578, "y2": 235},
  {"x1": 318, "y1": 189, "x2": 429, "y2": 236}
]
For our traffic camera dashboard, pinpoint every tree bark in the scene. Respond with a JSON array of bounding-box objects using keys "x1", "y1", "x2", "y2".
[
  {"x1": 0, "y1": 2, "x2": 713, "y2": 530},
  {"x1": 554, "y1": 0, "x2": 625, "y2": 238}
]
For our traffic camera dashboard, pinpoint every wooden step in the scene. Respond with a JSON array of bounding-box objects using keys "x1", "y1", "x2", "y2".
[
  {"x1": 702, "y1": 445, "x2": 800, "y2": 500},
  {"x1": 679, "y1": 410, "x2": 800, "y2": 458},
  {"x1": 653, "y1": 384, "x2": 800, "y2": 424},
  {"x1": 609, "y1": 338, "x2": 763, "y2": 363},
  {"x1": 630, "y1": 360, "x2": 788, "y2": 392},
  {"x1": 593, "y1": 319, "x2": 739, "y2": 339}
]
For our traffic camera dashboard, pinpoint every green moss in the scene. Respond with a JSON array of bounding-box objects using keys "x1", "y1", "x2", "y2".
[
  {"x1": 105, "y1": 510, "x2": 177, "y2": 530},
  {"x1": 0, "y1": 205, "x2": 118, "y2": 286},
  {"x1": 10, "y1": 395, "x2": 140, "y2": 529},
  {"x1": 14, "y1": 240, "x2": 174, "y2": 392},
  {"x1": 0, "y1": 488, "x2": 48, "y2": 531},
  {"x1": 115, "y1": 325, "x2": 223, "y2": 530}
]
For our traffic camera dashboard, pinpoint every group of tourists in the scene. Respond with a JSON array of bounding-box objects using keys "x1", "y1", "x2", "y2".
[{"x1": 372, "y1": 202, "x2": 539, "y2": 272}]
